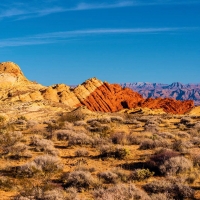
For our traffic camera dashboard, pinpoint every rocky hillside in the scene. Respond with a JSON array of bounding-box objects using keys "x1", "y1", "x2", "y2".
[
  {"x1": 0, "y1": 62, "x2": 194, "y2": 114},
  {"x1": 121, "y1": 82, "x2": 200, "y2": 105}
]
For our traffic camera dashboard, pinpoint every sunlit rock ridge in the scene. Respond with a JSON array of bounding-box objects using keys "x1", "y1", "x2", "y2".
[{"x1": 0, "y1": 61, "x2": 194, "y2": 114}]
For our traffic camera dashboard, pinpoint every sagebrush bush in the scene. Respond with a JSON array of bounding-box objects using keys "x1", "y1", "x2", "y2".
[
  {"x1": 63, "y1": 170, "x2": 97, "y2": 190},
  {"x1": 148, "y1": 149, "x2": 180, "y2": 174},
  {"x1": 14, "y1": 187, "x2": 69, "y2": 200},
  {"x1": 99, "y1": 145, "x2": 129, "y2": 159},
  {"x1": 159, "y1": 156, "x2": 193, "y2": 176},
  {"x1": 17, "y1": 155, "x2": 62, "y2": 178},
  {"x1": 68, "y1": 132, "x2": 94, "y2": 146},
  {"x1": 98, "y1": 171, "x2": 119, "y2": 184},
  {"x1": 143, "y1": 179, "x2": 194, "y2": 199},
  {"x1": 111, "y1": 132, "x2": 128, "y2": 145},
  {"x1": 74, "y1": 149, "x2": 89, "y2": 157},
  {"x1": 93, "y1": 183, "x2": 151, "y2": 200},
  {"x1": 30, "y1": 136, "x2": 58, "y2": 156},
  {"x1": 139, "y1": 138, "x2": 168, "y2": 150},
  {"x1": 130, "y1": 169, "x2": 154, "y2": 181}
]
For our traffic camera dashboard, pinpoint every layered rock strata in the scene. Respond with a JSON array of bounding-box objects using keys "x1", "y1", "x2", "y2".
[{"x1": 0, "y1": 62, "x2": 194, "y2": 114}]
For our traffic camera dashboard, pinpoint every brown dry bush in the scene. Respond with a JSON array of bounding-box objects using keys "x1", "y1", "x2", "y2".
[
  {"x1": 129, "y1": 168, "x2": 154, "y2": 181},
  {"x1": 99, "y1": 145, "x2": 129, "y2": 159},
  {"x1": 62, "y1": 170, "x2": 98, "y2": 190},
  {"x1": 148, "y1": 149, "x2": 180, "y2": 174},
  {"x1": 17, "y1": 155, "x2": 62, "y2": 178},
  {"x1": 98, "y1": 171, "x2": 119, "y2": 184},
  {"x1": 30, "y1": 136, "x2": 59, "y2": 156},
  {"x1": 14, "y1": 187, "x2": 73, "y2": 200},
  {"x1": 74, "y1": 149, "x2": 89, "y2": 157},
  {"x1": 68, "y1": 132, "x2": 94, "y2": 146},
  {"x1": 93, "y1": 183, "x2": 151, "y2": 200},
  {"x1": 139, "y1": 138, "x2": 169, "y2": 150},
  {"x1": 111, "y1": 132, "x2": 128, "y2": 145},
  {"x1": 143, "y1": 178, "x2": 194, "y2": 199},
  {"x1": 159, "y1": 156, "x2": 193, "y2": 176}
]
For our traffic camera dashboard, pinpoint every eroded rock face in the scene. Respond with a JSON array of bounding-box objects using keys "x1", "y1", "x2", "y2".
[{"x1": 0, "y1": 62, "x2": 194, "y2": 114}]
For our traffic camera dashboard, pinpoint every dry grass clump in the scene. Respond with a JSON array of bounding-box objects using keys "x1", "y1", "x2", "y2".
[
  {"x1": 129, "y1": 168, "x2": 154, "y2": 181},
  {"x1": 98, "y1": 171, "x2": 119, "y2": 184},
  {"x1": 55, "y1": 130, "x2": 94, "y2": 146},
  {"x1": 159, "y1": 156, "x2": 193, "y2": 176},
  {"x1": 99, "y1": 145, "x2": 129, "y2": 159},
  {"x1": 14, "y1": 187, "x2": 72, "y2": 200},
  {"x1": 111, "y1": 132, "x2": 128, "y2": 145},
  {"x1": 172, "y1": 140, "x2": 193, "y2": 153},
  {"x1": 62, "y1": 169, "x2": 98, "y2": 190},
  {"x1": 0, "y1": 131, "x2": 31, "y2": 159},
  {"x1": 17, "y1": 155, "x2": 62, "y2": 178},
  {"x1": 74, "y1": 149, "x2": 89, "y2": 157},
  {"x1": 93, "y1": 183, "x2": 151, "y2": 200},
  {"x1": 143, "y1": 178, "x2": 194, "y2": 199},
  {"x1": 139, "y1": 138, "x2": 169, "y2": 150},
  {"x1": 148, "y1": 149, "x2": 180, "y2": 174},
  {"x1": 68, "y1": 132, "x2": 94, "y2": 146},
  {"x1": 30, "y1": 136, "x2": 59, "y2": 156}
]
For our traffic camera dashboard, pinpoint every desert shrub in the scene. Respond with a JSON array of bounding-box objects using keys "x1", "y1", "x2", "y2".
[
  {"x1": 111, "y1": 168, "x2": 129, "y2": 183},
  {"x1": 87, "y1": 117, "x2": 111, "y2": 124},
  {"x1": 144, "y1": 124, "x2": 158, "y2": 133},
  {"x1": 111, "y1": 132, "x2": 128, "y2": 145},
  {"x1": 193, "y1": 154, "x2": 200, "y2": 166},
  {"x1": 17, "y1": 155, "x2": 62, "y2": 178},
  {"x1": 60, "y1": 112, "x2": 85, "y2": 123},
  {"x1": 68, "y1": 132, "x2": 94, "y2": 146},
  {"x1": 126, "y1": 134, "x2": 142, "y2": 145},
  {"x1": 74, "y1": 121, "x2": 87, "y2": 126},
  {"x1": 0, "y1": 176, "x2": 13, "y2": 190},
  {"x1": 14, "y1": 187, "x2": 70, "y2": 200},
  {"x1": 93, "y1": 183, "x2": 151, "y2": 200},
  {"x1": 180, "y1": 117, "x2": 192, "y2": 125},
  {"x1": 63, "y1": 170, "x2": 97, "y2": 190},
  {"x1": 130, "y1": 169, "x2": 154, "y2": 181},
  {"x1": 30, "y1": 136, "x2": 59, "y2": 156},
  {"x1": 178, "y1": 123, "x2": 187, "y2": 131},
  {"x1": 139, "y1": 138, "x2": 168, "y2": 150},
  {"x1": 156, "y1": 132, "x2": 175, "y2": 139},
  {"x1": 88, "y1": 124, "x2": 110, "y2": 133},
  {"x1": 99, "y1": 145, "x2": 129, "y2": 159},
  {"x1": 0, "y1": 131, "x2": 22, "y2": 151},
  {"x1": 159, "y1": 156, "x2": 193, "y2": 176},
  {"x1": 110, "y1": 116, "x2": 124, "y2": 122},
  {"x1": 177, "y1": 131, "x2": 190, "y2": 138},
  {"x1": 92, "y1": 136, "x2": 110, "y2": 147},
  {"x1": 98, "y1": 171, "x2": 119, "y2": 184},
  {"x1": 143, "y1": 179, "x2": 194, "y2": 199},
  {"x1": 55, "y1": 130, "x2": 73, "y2": 140},
  {"x1": 148, "y1": 149, "x2": 180, "y2": 174},
  {"x1": 190, "y1": 137, "x2": 200, "y2": 146},
  {"x1": 172, "y1": 140, "x2": 193, "y2": 153},
  {"x1": 150, "y1": 193, "x2": 172, "y2": 200},
  {"x1": 8, "y1": 142, "x2": 31, "y2": 159},
  {"x1": 74, "y1": 149, "x2": 89, "y2": 157}
]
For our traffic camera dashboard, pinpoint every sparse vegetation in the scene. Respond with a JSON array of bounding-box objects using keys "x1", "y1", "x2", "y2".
[{"x1": 0, "y1": 106, "x2": 200, "y2": 199}]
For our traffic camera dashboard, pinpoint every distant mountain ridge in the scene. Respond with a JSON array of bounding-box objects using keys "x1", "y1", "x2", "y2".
[{"x1": 120, "y1": 82, "x2": 200, "y2": 105}]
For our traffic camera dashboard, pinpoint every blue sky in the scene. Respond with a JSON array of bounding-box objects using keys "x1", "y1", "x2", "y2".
[{"x1": 0, "y1": 0, "x2": 200, "y2": 85}]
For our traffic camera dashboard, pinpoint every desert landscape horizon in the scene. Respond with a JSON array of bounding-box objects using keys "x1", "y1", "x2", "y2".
[
  {"x1": 0, "y1": 0, "x2": 200, "y2": 199},
  {"x1": 0, "y1": 61, "x2": 200, "y2": 199}
]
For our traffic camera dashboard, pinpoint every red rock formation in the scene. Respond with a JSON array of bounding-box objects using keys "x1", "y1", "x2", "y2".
[
  {"x1": 80, "y1": 82, "x2": 194, "y2": 114},
  {"x1": 79, "y1": 83, "x2": 144, "y2": 112},
  {"x1": 141, "y1": 98, "x2": 194, "y2": 114},
  {"x1": 0, "y1": 62, "x2": 195, "y2": 114}
]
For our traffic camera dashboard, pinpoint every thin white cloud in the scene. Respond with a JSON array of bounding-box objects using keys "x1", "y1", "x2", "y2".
[
  {"x1": 0, "y1": 0, "x2": 199, "y2": 20},
  {"x1": 0, "y1": 27, "x2": 198, "y2": 48}
]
